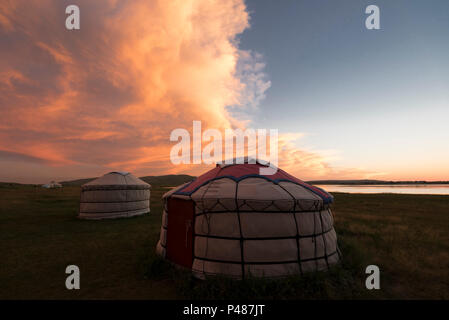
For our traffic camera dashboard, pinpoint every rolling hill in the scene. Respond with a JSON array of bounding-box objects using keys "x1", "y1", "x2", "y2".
[{"x1": 59, "y1": 174, "x2": 196, "y2": 187}]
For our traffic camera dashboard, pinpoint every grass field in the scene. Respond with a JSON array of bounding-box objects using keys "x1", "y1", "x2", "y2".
[{"x1": 0, "y1": 183, "x2": 448, "y2": 299}]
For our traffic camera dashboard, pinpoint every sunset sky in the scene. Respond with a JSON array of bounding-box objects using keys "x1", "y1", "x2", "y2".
[{"x1": 0, "y1": 0, "x2": 448, "y2": 183}]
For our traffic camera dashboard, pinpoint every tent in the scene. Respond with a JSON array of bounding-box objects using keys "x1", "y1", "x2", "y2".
[
  {"x1": 79, "y1": 172, "x2": 151, "y2": 220},
  {"x1": 42, "y1": 181, "x2": 62, "y2": 188},
  {"x1": 156, "y1": 161, "x2": 340, "y2": 279}
]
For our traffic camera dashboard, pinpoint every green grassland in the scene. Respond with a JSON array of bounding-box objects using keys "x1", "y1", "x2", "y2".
[{"x1": 0, "y1": 183, "x2": 448, "y2": 299}]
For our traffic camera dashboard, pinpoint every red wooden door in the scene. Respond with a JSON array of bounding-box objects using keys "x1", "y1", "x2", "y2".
[{"x1": 166, "y1": 198, "x2": 195, "y2": 268}]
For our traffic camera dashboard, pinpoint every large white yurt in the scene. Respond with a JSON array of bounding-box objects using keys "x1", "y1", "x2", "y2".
[
  {"x1": 156, "y1": 161, "x2": 341, "y2": 279},
  {"x1": 79, "y1": 172, "x2": 151, "y2": 220}
]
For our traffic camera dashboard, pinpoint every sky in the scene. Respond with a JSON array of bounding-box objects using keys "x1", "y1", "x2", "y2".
[{"x1": 0, "y1": 0, "x2": 448, "y2": 183}]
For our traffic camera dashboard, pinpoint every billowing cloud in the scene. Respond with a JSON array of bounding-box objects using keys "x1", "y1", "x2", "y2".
[{"x1": 0, "y1": 0, "x2": 375, "y2": 183}]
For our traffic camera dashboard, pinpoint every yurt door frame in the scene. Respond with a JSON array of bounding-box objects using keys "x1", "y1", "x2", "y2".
[{"x1": 166, "y1": 198, "x2": 195, "y2": 268}]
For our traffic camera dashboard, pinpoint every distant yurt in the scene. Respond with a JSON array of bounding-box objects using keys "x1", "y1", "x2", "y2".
[
  {"x1": 79, "y1": 172, "x2": 151, "y2": 220},
  {"x1": 156, "y1": 160, "x2": 340, "y2": 279},
  {"x1": 42, "y1": 181, "x2": 62, "y2": 188}
]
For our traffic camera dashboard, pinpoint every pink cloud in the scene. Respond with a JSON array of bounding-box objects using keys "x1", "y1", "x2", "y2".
[{"x1": 0, "y1": 0, "x2": 378, "y2": 183}]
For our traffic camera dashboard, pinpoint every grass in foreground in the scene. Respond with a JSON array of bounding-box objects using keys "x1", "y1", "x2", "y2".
[{"x1": 0, "y1": 185, "x2": 447, "y2": 299}]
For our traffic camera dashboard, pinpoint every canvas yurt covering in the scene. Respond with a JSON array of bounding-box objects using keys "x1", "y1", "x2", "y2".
[
  {"x1": 79, "y1": 172, "x2": 151, "y2": 220},
  {"x1": 156, "y1": 161, "x2": 341, "y2": 279}
]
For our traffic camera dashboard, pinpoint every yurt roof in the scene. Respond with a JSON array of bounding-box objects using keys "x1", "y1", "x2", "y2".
[
  {"x1": 170, "y1": 161, "x2": 333, "y2": 204},
  {"x1": 81, "y1": 172, "x2": 151, "y2": 191}
]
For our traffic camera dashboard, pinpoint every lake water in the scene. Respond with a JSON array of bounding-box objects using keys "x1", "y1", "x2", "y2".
[
  {"x1": 164, "y1": 184, "x2": 449, "y2": 195},
  {"x1": 314, "y1": 184, "x2": 449, "y2": 195}
]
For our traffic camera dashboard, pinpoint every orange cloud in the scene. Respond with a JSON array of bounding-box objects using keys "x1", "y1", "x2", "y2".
[{"x1": 0, "y1": 0, "x2": 377, "y2": 183}]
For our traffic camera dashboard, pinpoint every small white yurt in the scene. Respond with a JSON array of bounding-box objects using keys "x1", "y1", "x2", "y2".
[
  {"x1": 79, "y1": 172, "x2": 151, "y2": 220},
  {"x1": 42, "y1": 181, "x2": 62, "y2": 188},
  {"x1": 156, "y1": 161, "x2": 340, "y2": 279}
]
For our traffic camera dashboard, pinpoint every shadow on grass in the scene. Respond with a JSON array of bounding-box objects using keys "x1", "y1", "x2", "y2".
[{"x1": 144, "y1": 238, "x2": 377, "y2": 300}]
